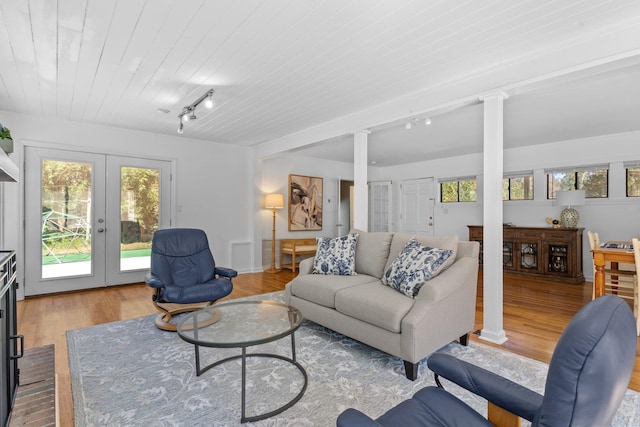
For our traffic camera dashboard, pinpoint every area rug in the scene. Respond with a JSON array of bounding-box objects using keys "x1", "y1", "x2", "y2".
[{"x1": 68, "y1": 292, "x2": 640, "y2": 426}]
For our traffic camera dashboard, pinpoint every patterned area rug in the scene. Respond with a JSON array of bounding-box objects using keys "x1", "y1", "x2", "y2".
[{"x1": 68, "y1": 292, "x2": 640, "y2": 426}]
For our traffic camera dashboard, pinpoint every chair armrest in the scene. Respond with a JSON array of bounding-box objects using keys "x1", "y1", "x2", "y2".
[
  {"x1": 145, "y1": 273, "x2": 164, "y2": 289},
  {"x1": 428, "y1": 353, "x2": 543, "y2": 422},
  {"x1": 215, "y1": 267, "x2": 238, "y2": 278},
  {"x1": 336, "y1": 408, "x2": 384, "y2": 427}
]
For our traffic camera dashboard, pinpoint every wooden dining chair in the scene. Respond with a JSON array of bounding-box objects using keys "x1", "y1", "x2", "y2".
[{"x1": 587, "y1": 231, "x2": 635, "y2": 301}]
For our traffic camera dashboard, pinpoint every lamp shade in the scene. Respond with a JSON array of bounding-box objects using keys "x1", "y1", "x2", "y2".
[
  {"x1": 264, "y1": 193, "x2": 284, "y2": 209},
  {"x1": 555, "y1": 190, "x2": 585, "y2": 207}
]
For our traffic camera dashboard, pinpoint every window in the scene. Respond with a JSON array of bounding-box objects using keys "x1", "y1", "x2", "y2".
[
  {"x1": 546, "y1": 166, "x2": 608, "y2": 199},
  {"x1": 625, "y1": 162, "x2": 640, "y2": 197},
  {"x1": 503, "y1": 173, "x2": 534, "y2": 200},
  {"x1": 440, "y1": 177, "x2": 477, "y2": 203}
]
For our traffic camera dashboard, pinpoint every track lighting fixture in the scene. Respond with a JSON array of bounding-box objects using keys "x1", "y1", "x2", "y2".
[
  {"x1": 176, "y1": 89, "x2": 215, "y2": 133},
  {"x1": 404, "y1": 117, "x2": 432, "y2": 130}
]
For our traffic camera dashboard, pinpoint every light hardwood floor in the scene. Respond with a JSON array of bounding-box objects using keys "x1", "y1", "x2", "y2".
[{"x1": 17, "y1": 272, "x2": 640, "y2": 426}]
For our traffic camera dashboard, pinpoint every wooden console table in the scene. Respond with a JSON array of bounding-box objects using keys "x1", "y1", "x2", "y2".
[
  {"x1": 468, "y1": 226, "x2": 584, "y2": 284},
  {"x1": 280, "y1": 238, "x2": 317, "y2": 273}
]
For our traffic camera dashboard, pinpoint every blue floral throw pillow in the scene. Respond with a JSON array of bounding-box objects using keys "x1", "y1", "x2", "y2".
[
  {"x1": 382, "y1": 237, "x2": 453, "y2": 298},
  {"x1": 312, "y1": 233, "x2": 359, "y2": 275}
]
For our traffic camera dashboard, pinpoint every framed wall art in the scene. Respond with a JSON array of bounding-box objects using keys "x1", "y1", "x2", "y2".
[{"x1": 288, "y1": 174, "x2": 323, "y2": 231}]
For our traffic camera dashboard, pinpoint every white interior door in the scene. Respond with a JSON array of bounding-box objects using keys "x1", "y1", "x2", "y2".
[
  {"x1": 24, "y1": 147, "x2": 171, "y2": 295},
  {"x1": 401, "y1": 178, "x2": 435, "y2": 236}
]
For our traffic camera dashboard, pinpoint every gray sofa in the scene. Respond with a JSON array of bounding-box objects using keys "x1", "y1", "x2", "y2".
[{"x1": 284, "y1": 230, "x2": 480, "y2": 380}]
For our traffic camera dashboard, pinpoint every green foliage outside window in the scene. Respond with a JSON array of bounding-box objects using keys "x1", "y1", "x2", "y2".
[
  {"x1": 441, "y1": 178, "x2": 477, "y2": 203},
  {"x1": 503, "y1": 176, "x2": 533, "y2": 200},
  {"x1": 547, "y1": 169, "x2": 608, "y2": 199},
  {"x1": 626, "y1": 167, "x2": 640, "y2": 197}
]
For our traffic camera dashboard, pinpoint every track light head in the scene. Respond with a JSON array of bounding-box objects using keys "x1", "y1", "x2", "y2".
[
  {"x1": 425, "y1": 117, "x2": 432, "y2": 126},
  {"x1": 177, "y1": 121, "x2": 184, "y2": 134},
  {"x1": 204, "y1": 92, "x2": 214, "y2": 109},
  {"x1": 405, "y1": 122, "x2": 412, "y2": 130}
]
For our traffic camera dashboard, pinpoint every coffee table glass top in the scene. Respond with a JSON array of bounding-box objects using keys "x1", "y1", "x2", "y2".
[{"x1": 177, "y1": 300, "x2": 303, "y2": 348}]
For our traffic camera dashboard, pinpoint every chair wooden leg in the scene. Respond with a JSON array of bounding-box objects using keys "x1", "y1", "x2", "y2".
[{"x1": 488, "y1": 402, "x2": 521, "y2": 427}]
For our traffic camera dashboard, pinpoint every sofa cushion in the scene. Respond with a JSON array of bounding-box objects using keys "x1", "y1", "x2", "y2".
[
  {"x1": 312, "y1": 233, "x2": 358, "y2": 275},
  {"x1": 385, "y1": 233, "x2": 458, "y2": 273},
  {"x1": 335, "y1": 282, "x2": 415, "y2": 333},
  {"x1": 350, "y1": 228, "x2": 393, "y2": 278},
  {"x1": 382, "y1": 238, "x2": 454, "y2": 297},
  {"x1": 289, "y1": 273, "x2": 380, "y2": 308}
]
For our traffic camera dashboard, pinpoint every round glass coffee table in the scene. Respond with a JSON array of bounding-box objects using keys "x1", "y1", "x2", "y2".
[{"x1": 177, "y1": 300, "x2": 307, "y2": 423}]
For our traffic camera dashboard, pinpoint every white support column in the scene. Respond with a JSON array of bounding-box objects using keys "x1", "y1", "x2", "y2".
[
  {"x1": 479, "y1": 92, "x2": 508, "y2": 345},
  {"x1": 353, "y1": 130, "x2": 369, "y2": 231}
]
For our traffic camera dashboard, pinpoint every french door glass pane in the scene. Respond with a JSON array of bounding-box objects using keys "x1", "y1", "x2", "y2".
[
  {"x1": 119, "y1": 167, "x2": 160, "y2": 271},
  {"x1": 41, "y1": 160, "x2": 93, "y2": 278}
]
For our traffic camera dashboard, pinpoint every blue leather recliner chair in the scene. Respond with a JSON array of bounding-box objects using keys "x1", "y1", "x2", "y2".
[
  {"x1": 337, "y1": 295, "x2": 637, "y2": 426},
  {"x1": 145, "y1": 228, "x2": 236, "y2": 331}
]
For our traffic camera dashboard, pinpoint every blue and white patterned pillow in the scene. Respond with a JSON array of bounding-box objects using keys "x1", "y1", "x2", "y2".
[
  {"x1": 382, "y1": 237, "x2": 453, "y2": 298},
  {"x1": 312, "y1": 233, "x2": 359, "y2": 275}
]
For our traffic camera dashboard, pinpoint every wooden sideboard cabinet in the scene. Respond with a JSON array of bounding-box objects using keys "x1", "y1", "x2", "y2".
[{"x1": 468, "y1": 226, "x2": 584, "y2": 284}]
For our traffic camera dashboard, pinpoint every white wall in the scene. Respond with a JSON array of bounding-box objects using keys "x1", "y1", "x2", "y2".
[
  {"x1": 260, "y1": 153, "x2": 354, "y2": 240},
  {"x1": 258, "y1": 153, "x2": 354, "y2": 268},
  {"x1": 1, "y1": 110, "x2": 255, "y2": 298}
]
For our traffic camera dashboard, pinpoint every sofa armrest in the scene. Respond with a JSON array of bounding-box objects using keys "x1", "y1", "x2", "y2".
[
  {"x1": 400, "y1": 255, "x2": 479, "y2": 362},
  {"x1": 415, "y1": 256, "x2": 478, "y2": 304},
  {"x1": 297, "y1": 257, "x2": 314, "y2": 275}
]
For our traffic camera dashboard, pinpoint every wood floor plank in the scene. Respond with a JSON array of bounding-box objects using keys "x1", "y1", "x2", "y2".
[{"x1": 16, "y1": 271, "x2": 640, "y2": 426}]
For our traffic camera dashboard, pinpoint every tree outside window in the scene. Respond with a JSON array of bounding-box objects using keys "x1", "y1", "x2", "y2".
[
  {"x1": 503, "y1": 175, "x2": 533, "y2": 200},
  {"x1": 441, "y1": 178, "x2": 477, "y2": 203},
  {"x1": 547, "y1": 168, "x2": 608, "y2": 199},
  {"x1": 626, "y1": 167, "x2": 640, "y2": 197}
]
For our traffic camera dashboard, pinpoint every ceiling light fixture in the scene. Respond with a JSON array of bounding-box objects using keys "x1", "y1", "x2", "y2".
[
  {"x1": 404, "y1": 117, "x2": 432, "y2": 130},
  {"x1": 177, "y1": 89, "x2": 215, "y2": 133}
]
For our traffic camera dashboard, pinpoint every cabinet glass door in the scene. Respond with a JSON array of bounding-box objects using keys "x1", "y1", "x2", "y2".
[
  {"x1": 548, "y1": 244, "x2": 569, "y2": 273},
  {"x1": 520, "y1": 243, "x2": 538, "y2": 269}
]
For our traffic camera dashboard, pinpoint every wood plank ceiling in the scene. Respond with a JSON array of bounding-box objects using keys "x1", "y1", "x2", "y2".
[{"x1": 1, "y1": 0, "x2": 639, "y2": 164}]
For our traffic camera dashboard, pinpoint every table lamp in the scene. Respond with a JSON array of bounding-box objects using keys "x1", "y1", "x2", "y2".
[
  {"x1": 264, "y1": 193, "x2": 284, "y2": 273},
  {"x1": 555, "y1": 190, "x2": 585, "y2": 228}
]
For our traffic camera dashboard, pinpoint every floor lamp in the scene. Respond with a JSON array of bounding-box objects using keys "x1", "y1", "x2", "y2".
[{"x1": 264, "y1": 193, "x2": 284, "y2": 273}]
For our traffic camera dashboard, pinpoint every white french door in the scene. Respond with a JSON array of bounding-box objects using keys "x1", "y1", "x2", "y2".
[{"x1": 24, "y1": 147, "x2": 172, "y2": 295}]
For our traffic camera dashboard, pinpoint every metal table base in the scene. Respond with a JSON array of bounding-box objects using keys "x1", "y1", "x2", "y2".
[{"x1": 193, "y1": 332, "x2": 308, "y2": 423}]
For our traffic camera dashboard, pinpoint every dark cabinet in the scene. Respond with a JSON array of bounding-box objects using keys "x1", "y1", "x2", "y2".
[
  {"x1": 468, "y1": 226, "x2": 584, "y2": 284},
  {"x1": 0, "y1": 251, "x2": 20, "y2": 426}
]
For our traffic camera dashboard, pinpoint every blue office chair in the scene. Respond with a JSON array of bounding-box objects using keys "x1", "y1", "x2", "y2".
[
  {"x1": 145, "y1": 228, "x2": 236, "y2": 331},
  {"x1": 337, "y1": 295, "x2": 637, "y2": 427}
]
